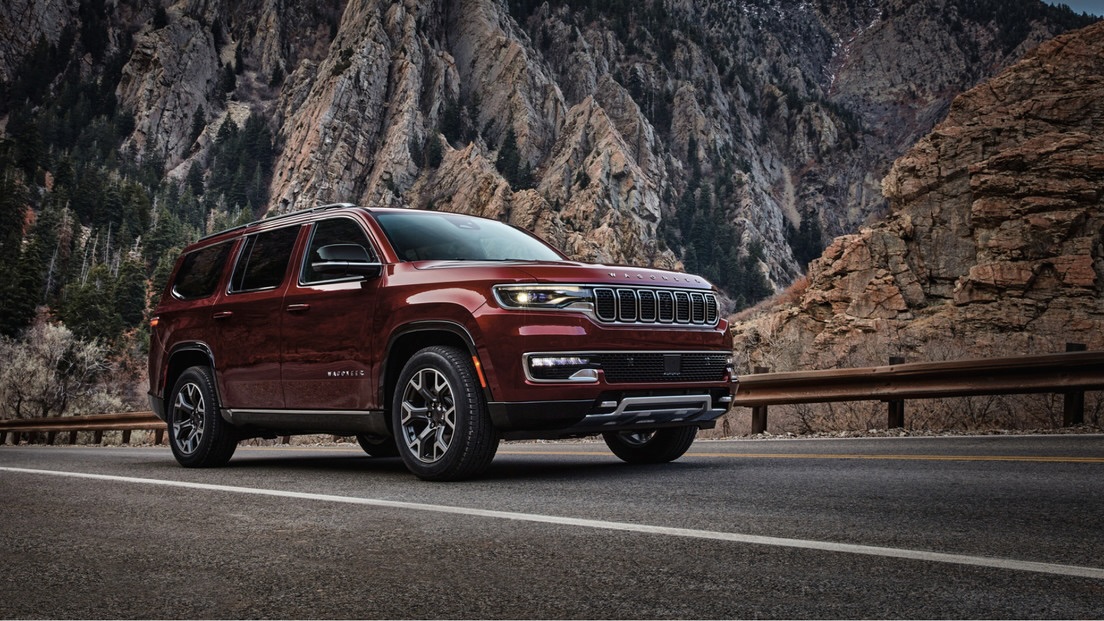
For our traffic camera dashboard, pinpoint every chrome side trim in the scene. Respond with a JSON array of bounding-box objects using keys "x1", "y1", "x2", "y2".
[{"x1": 222, "y1": 408, "x2": 389, "y2": 435}]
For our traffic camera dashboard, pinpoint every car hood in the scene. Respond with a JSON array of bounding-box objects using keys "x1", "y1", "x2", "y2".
[{"x1": 411, "y1": 260, "x2": 715, "y2": 290}]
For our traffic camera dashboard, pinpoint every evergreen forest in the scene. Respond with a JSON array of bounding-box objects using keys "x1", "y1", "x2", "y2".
[{"x1": 0, "y1": 19, "x2": 273, "y2": 417}]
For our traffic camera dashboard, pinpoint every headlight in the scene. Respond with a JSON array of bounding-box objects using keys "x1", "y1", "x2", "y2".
[{"x1": 493, "y1": 285, "x2": 593, "y2": 310}]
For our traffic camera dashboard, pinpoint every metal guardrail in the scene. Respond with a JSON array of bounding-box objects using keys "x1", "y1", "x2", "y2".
[
  {"x1": 2, "y1": 348, "x2": 1101, "y2": 443},
  {"x1": 0, "y1": 412, "x2": 164, "y2": 446},
  {"x1": 734, "y1": 348, "x2": 1104, "y2": 433}
]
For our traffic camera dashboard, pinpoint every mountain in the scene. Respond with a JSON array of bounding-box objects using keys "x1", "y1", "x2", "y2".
[
  {"x1": 731, "y1": 19, "x2": 1104, "y2": 373},
  {"x1": 0, "y1": 0, "x2": 1095, "y2": 344}
]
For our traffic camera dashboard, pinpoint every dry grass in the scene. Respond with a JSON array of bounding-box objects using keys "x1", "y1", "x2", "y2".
[{"x1": 732, "y1": 274, "x2": 808, "y2": 323}]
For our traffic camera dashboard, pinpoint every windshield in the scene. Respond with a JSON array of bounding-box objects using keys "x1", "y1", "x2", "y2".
[{"x1": 373, "y1": 211, "x2": 565, "y2": 262}]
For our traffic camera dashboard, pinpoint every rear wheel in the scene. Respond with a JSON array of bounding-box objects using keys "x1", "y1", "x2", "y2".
[
  {"x1": 603, "y1": 426, "x2": 698, "y2": 464},
  {"x1": 168, "y1": 366, "x2": 237, "y2": 467},
  {"x1": 392, "y1": 346, "x2": 498, "y2": 481},
  {"x1": 355, "y1": 433, "x2": 399, "y2": 457}
]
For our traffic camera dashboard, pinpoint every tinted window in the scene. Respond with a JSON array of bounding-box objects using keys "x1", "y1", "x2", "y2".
[
  {"x1": 301, "y1": 217, "x2": 377, "y2": 284},
  {"x1": 230, "y1": 226, "x2": 301, "y2": 292},
  {"x1": 374, "y1": 211, "x2": 563, "y2": 262},
  {"x1": 172, "y1": 242, "x2": 232, "y2": 300}
]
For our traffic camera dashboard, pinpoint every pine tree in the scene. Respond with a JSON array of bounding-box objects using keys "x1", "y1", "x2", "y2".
[
  {"x1": 186, "y1": 162, "x2": 205, "y2": 195},
  {"x1": 190, "y1": 106, "x2": 206, "y2": 143},
  {"x1": 269, "y1": 65, "x2": 284, "y2": 87},
  {"x1": 439, "y1": 97, "x2": 463, "y2": 145},
  {"x1": 0, "y1": 146, "x2": 30, "y2": 336},
  {"x1": 234, "y1": 41, "x2": 245, "y2": 74},
  {"x1": 426, "y1": 135, "x2": 444, "y2": 168},
  {"x1": 114, "y1": 259, "x2": 147, "y2": 327},
  {"x1": 496, "y1": 127, "x2": 523, "y2": 189},
  {"x1": 61, "y1": 263, "x2": 123, "y2": 343}
]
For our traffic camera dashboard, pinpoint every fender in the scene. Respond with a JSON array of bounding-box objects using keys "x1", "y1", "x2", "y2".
[
  {"x1": 162, "y1": 341, "x2": 231, "y2": 424},
  {"x1": 380, "y1": 320, "x2": 491, "y2": 407}
]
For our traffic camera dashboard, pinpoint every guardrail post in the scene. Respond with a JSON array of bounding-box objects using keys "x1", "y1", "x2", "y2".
[
  {"x1": 47, "y1": 431, "x2": 57, "y2": 445},
  {"x1": 68, "y1": 430, "x2": 78, "y2": 445},
  {"x1": 887, "y1": 356, "x2": 906, "y2": 429},
  {"x1": 1063, "y1": 343, "x2": 1087, "y2": 426},
  {"x1": 122, "y1": 430, "x2": 132, "y2": 445},
  {"x1": 751, "y1": 366, "x2": 770, "y2": 434},
  {"x1": 93, "y1": 430, "x2": 103, "y2": 444}
]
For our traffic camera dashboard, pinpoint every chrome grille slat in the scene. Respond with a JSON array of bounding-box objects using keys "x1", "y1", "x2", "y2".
[
  {"x1": 657, "y1": 290, "x2": 674, "y2": 322},
  {"x1": 674, "y1": 291, "x2": 691, "y2": 323},
  {"x1": 691, "y1": 293, "x2": 706, "y2": 323},
  {"x1": 638, "y1": 290, "x2": 657, "y2": 322},
  {"x1": 595, "y1": 288, "x2": 616, "y2": 321},
  {"x1": 592, "y1": 287, "x2": 718, "y2": 327},
  {"x1": 617, "y1": 289, "x2": 637, "y2": 322}
]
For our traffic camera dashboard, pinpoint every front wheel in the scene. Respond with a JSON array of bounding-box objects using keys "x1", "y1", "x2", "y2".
[
  {"x1": 392, "y1": 346, "x2": 499, "y2": 481},
  {"x1": 167, "y1": 366, "x2": 238, "y2": 467},
  {"x1": 603, "y1": 426, "x2": 698, "y2": 464}
]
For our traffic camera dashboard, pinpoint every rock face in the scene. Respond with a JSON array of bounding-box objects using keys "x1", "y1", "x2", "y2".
[
  {"x1": 732, "y1": 21, "x2": 1104, "y2": 370},
  {"x1": 0, "y1": 0, "x2": 1094, "y2": 304}
]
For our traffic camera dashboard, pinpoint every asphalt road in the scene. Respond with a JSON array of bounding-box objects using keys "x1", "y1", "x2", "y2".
[{"x1": 2, "y1": 435, "x2": 1103, "y2": 619}]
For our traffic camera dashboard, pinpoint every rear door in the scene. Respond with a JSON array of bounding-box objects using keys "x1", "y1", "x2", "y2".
[
  {"x1": 281, "y1": 216, "x2": 381, "y2": 411},
  {"x1": 213, "y1": 224, "x2": 304, "y2": 409}
]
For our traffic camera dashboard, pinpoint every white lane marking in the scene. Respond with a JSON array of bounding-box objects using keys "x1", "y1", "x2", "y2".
[{"x1": 3, "y1": 466, "x2": 1102, "y2": 580}]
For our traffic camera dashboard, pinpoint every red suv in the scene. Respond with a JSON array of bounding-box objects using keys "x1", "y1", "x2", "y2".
[{"x1": 148, "y1": 204, "x2": 736, "y2": 480}]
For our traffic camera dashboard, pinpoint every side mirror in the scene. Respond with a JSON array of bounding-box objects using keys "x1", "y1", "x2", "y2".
[{"x1": 311, "y1": 244, "x2": 382, "y2": 278}]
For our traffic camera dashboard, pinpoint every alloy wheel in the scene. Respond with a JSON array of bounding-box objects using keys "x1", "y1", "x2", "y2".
[
  {"x1": 172, "y1": 382, "x2": 205, "y2": 455},
  {"x1": 399, "y1": 368, "x2": 456, "y2": 463}
]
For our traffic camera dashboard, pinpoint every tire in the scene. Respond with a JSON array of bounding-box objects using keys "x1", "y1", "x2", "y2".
[
  {"x1": 167, "y1": 366, "x2": 238, "y2": 468},
  {"x1": 355, "y1": 433, "x2": 399, "y2": 457},
  {"x1": 392, "y1": 345, "x2": 499, "y2": 481},
  {"x1": 602, "y1": 426, "x2": 698, "y2": 464}
]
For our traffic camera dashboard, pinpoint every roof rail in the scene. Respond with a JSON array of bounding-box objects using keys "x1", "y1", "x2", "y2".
[{"x1": 197, "y1": 203, "x2": 361, "y2": 242}]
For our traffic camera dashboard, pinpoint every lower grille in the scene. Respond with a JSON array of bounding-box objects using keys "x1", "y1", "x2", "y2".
[{"x1": 594, "y1": 352, "x2": 730, "y2": 384}]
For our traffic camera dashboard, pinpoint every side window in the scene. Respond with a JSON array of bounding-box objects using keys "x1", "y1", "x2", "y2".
[
  {"x1": 172, "y1": 242, "x2": 232, "y2": 300},
  {"x1": 300, "y1": 218, "x2": 377, "y2": 284},
  {"x1": 229, "y1": 226, "x2": 301, "y2": 293}
]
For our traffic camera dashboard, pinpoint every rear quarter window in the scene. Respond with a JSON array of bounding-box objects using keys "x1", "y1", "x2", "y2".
[{"x1": 171, "y1": 242, "x2": 233, "y2": 300}]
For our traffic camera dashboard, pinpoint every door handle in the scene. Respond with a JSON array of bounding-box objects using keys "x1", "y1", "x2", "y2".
[
  {"x1": 286, "y1": 304, "x2": 311, "y2": 313},
  {"x1": 212, "y1": 311, "x2": 233, "y2": 320}
]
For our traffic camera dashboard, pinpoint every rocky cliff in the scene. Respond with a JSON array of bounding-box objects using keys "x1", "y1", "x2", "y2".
[
  {"x1": 731, "y1": 20, "x2": 1104, "y2": 370},
  {"x1": 0, "y1": 0, "x2": 1094, "y2": 308}
]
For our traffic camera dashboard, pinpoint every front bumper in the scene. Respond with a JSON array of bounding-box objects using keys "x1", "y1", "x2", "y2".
[{"x1": 488, "y1": 386, "x2": 734, "y2": 440}]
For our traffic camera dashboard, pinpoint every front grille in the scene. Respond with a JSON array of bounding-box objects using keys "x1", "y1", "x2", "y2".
[
  {"x1": 594, "y1": 352, "x2": 730, "y2": 384},
  {"x1": 593, "y1": 287, "x2": 720, "y2": 326}
]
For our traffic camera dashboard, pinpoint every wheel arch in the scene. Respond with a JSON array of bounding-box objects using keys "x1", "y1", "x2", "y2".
[
  {"x1": 163, "y1": 343, "x2": 222, "y2": 414},
  {"x1": 381, "y1": 322, "x2": 489, "y2": 413}
]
